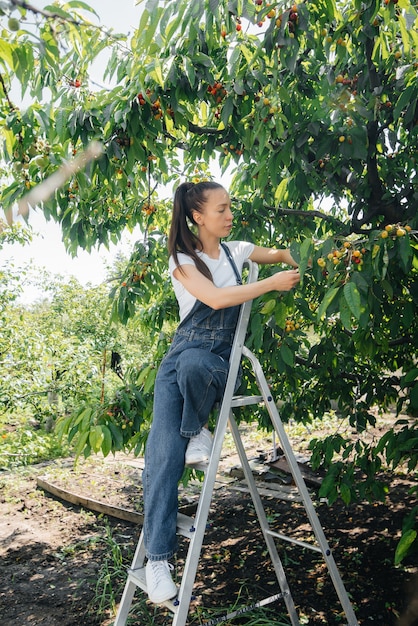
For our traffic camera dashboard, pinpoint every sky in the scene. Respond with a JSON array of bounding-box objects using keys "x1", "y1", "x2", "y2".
[{"x1": 0, "y1": 1, "x2": 145, "y2": 301}]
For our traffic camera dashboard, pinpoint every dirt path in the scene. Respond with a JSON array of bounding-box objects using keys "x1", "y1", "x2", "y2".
[{"x1": 0, "y1": 421, "x2": 417, "y2": 626}]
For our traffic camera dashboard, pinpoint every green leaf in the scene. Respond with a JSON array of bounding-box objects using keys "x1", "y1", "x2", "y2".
[
  {"x1": 394, "y1": 529, "x2": 417, "y2": 565},
  {"x1": 402, "y1": 369, "x2": 418, "y2": 386},
  {"x1": 347, "y1": 126, "x2": 368, "y2": 160},
  {"x1": 184, "y1": 56, "x2": 196, "y2": 87},
  {"x1": 281, "y1": 41, "x2": 299, "y2": 73},
  {"x1": 55, "y1": 415, "x2": 71, "y2": 439},
  {"x1": 221, "y1": 96, "x2": 234, "y2": 126},
  {"x1": 143, "y1": 366, "x2": 157, "y2": 393},
  {"x1": 260, "y1": 298, "x2": 276, "y2": 315},
  {"x1": 89, "y1": 424, "x2": 104, "y2": 452},
  {"x1": 393, "y1": 85, "x2": 416, "y2": 121},
  {"x1": 3, "y1": 128, "x2": 15, "y2": 159},
  {"x1": 73, "y1": 406, "x2": 93, "y2": 427},
  {"x1": 140, "y1": 8, "x2": 162, "y2": 50},
  {"x1": 340, "y1": 483, "x2": 352, "y2": 506},
  {"x1": 298, "y1": 238, "x2": 313, "y2": 280},
  {"x1": 137, "y1": 364, "x2": 154, "y2": 387},
  {"x1": 66, "y1": 0, "x2": 99, "y2": 15},
  {"x1": 319, "y1": 469, "x2": 338, "y2": 503},
  {"x1": 55, "y1": 107, "x2": 70, "y2": 141},
  {"x1": 0, "y1": 39, "x2": 15, "y2": 70},
  {"x1": 339, "y1": 295, "x2": 352, "y2": 330},
  {"x1": 280, "y1": 343, "x2": 294, "y2": 367},
  {"x1": 317, "y1": 287, "x2": 340, "y2": 320},
  {"x1": 228, "y1": 44, "x2": 241, "y2": 75},
  {"x1": 274, "y1": 178, "x2": 288, "y2": 204},
  {"x1": 193, "y1": 52, "x2": 213, "y2": 68},
  {"x1": 74, "y1": 430, "x2": 89, "y2": 459},
  {"x1": 381, "y1": 279, "x2": 393, "y2": 299},
  {"x1": 325, "y1": 0, "x2": 341, "y2": 20},
  {"x1": 165, "y1": 10, "x2": 184, "y2": 41},
  {"x1": 398, "y1": 235, "x2": 412, "y2": 273},
  {"x1": 274, "y1": 301, "x2": 288, "y2": 328},
  {"x1": 108, "y1": 423, "x2": 124, "y2": 450},
  {"x1": 100, "y1": 425, "x2": 113, "y2": 457},
  {"x1": 43, "y1": 4, "x2": 77, "y2": 18},
  {"x1": 209, "y1": 0, "x2": 220, "y2": 14},
  {"x1": 343, "y1": 282, "x2": 361, "y2": 320},
  {"x1": 409, "y1": 383, "x2": 418, "y2": 411}
]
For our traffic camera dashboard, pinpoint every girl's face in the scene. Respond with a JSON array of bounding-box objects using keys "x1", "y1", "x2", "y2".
[{"x1": 193, "y1": 187, "x2": 233, "y2": 239}]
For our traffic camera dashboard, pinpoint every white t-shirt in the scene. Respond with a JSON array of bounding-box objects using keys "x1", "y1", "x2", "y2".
[{"x1": 169, "y1": 240, "x2": 254, "y2": 322}]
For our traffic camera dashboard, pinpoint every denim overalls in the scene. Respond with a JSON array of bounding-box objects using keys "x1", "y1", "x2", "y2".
[{"x1": 143, "y1": 249, "x2": 242, "y2": 561}]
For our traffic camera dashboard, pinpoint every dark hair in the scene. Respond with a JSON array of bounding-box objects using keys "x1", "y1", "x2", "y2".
[{"x1": 168, "y1": 181, "x2": 224, "y2": 280}]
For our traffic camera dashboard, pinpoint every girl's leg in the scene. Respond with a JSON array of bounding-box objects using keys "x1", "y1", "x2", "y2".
[
  {"x1": 143, "y1": 347, "x2": 229, "y2": 558},
  {"x1": 176, "y1": 348, "x2": 229, "y2": 437},
  {"x1": 143, "y1": 366, "x2": 188, "y2": 561}
]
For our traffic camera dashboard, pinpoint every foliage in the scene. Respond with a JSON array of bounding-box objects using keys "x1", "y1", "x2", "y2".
[
  {"x1": 0, "y1": 413, "x2": 70, "y2": 469},
  {"x1": 0, "y1": 0, "x2": 417, "y2": 560},
  {"x1": 0, "y1": 219, "x2": 31, "y2": 304},
  {"x1": 0, "y1": 262, "x2": 155, "y2": 467}
]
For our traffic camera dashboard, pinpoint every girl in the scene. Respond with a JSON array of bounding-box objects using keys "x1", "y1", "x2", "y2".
[{"x1": 143, "y1": 181, "x2": 300, "y2": 603}]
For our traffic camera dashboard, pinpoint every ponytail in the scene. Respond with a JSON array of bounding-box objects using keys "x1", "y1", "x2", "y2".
[{"x1": 168, "y1": 181, "x2": 224, "y2": 281}]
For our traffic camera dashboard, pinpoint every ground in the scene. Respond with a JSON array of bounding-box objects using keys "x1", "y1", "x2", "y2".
[{"x1": 0, "y1": 416, "x2": 417, "y2": 626}]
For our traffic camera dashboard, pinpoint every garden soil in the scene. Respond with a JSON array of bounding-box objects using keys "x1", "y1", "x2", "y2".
[{"x1": 0, "y1": 414, "x2": 417, "y2": 626}]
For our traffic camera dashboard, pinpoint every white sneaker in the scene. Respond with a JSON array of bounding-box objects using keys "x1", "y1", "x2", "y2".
[
  {"x1": 185, "y1": 427, "x2": 213, "y2": 465},
  {"x1": 145, "y1": 559, "x2": 177, "y2": 604}
]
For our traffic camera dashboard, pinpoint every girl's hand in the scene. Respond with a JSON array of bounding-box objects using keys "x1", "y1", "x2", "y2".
[{"x1": 271, "y1": 269, "x2": 300, "y2": 292}]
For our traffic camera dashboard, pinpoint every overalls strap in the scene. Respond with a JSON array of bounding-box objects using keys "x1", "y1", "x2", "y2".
[{"x1": 220, "y1": 243, "x2": 242, "y2": 285}]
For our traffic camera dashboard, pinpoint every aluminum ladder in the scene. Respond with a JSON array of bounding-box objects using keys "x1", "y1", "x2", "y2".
[{"x1": 114, "y1": 260, "x2": 359, "y2": 626}]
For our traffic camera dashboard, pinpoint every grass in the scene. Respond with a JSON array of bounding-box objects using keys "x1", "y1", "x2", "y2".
[
  {"x1": 190, "y1": 586, "x2": 292, "y2": 625},
  {"x1": 89, "y1": 521, "x2": 294, "y2": 625}
]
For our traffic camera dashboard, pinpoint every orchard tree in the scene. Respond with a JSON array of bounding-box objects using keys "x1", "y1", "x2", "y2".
[
  {"x1": 0, "y1": 261, "x2": 154, "y2": 434},
  {"x1": 0, "y1": 0, "x2": 417, "y2": 560},
  {"x1": 0, "y1": 221, "x2": 32, "y2": 405}
]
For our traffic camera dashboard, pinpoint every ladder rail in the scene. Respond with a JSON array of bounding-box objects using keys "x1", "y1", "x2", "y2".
[
  {"x1": 228, "y1": 413, "x2": 300, "y2": 626},
  {"x1": 115, "y1": 261, "x2": 260, "y2": 626},
  {"x1": 172, "y1": 261, "x2": 260, "y2": 626},
  {"x1": 241, "y1": 345, "x2": 359, "y2": 626}
]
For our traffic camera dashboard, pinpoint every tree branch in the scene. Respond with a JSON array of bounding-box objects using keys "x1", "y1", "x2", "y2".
[
  {"x1": 0, "y1": 72, "x2": 16, "y2": 112},
  {"x1": 266, "y1": 205, "x2": 346, "y2": 230},
  {"x1": 9, "y1": 0, "x2": 132, "y2": 54},
  {"x1": 10, "y1": 0, "x2": 82, "y2": 26},
  {"x1": 295, "y1": 355, "x2": 359, "y2": 382},
  {"x1": 188, "y1": 121, "x2": 224, "y2": 136},
  {"x1": 295, "y1": 354, "x2": 402, "y2": 387},
  {"x1": 364, "y1": 36, "x2": 381, "y2": 92},
  {"x1": 351, "y1": 36, "x2": 405, "y2": 230}
]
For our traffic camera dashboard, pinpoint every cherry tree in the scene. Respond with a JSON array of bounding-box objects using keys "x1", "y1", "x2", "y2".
[{"x1": 0, "y1": 0, "x2": 417, "y2": 560}]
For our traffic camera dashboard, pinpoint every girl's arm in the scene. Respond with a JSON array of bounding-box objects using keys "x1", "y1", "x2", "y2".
[
  {"x1": 173, "y1": 260, "x2": 300, "y2": 310},
  {"x1": 249, "y1": 245, "x2": 298, "y2": 267}
]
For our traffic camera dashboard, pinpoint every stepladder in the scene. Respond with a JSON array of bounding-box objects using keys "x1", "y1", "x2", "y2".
[{"x1": 114, "y1": 260, "x2": 359, "y2": 626}]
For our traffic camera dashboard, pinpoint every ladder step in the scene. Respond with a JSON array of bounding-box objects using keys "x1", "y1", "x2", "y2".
[
  {"x1": 185, "y1": 460, "x2": 208, "y2": 472},
  {"x1": 231, "y1": 394, "x2": 264, "y2": 407},
  {"x1": 265, "y1": 528, "x2": 323, "y2": 553},
  {"x1": 177, "y1": 512, "x2": 198, "y2": 538}
]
